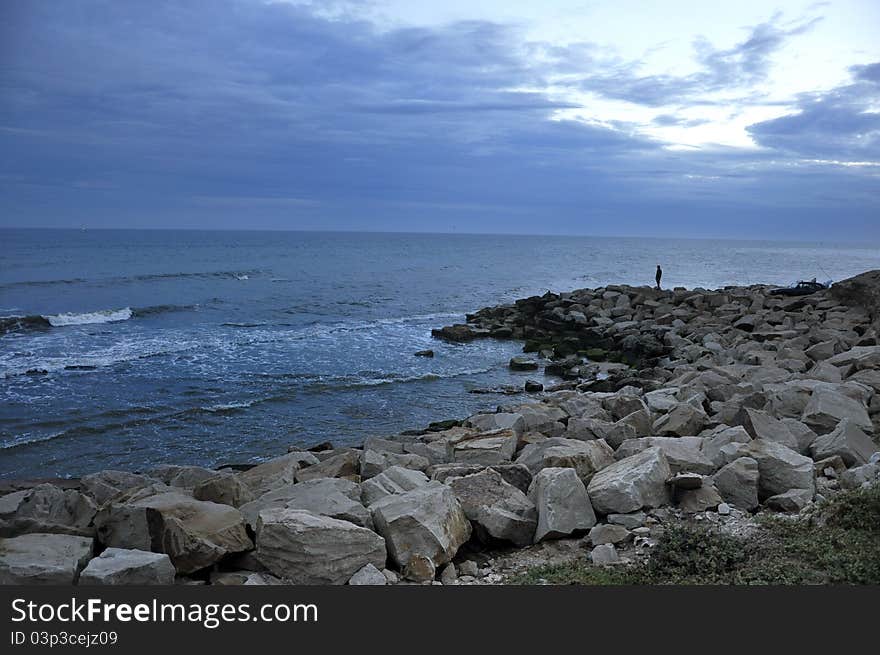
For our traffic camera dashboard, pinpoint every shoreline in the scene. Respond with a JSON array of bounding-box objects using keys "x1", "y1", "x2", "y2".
[{"x1": 2, "y1": 271, "x2": 880, "y2": 585}]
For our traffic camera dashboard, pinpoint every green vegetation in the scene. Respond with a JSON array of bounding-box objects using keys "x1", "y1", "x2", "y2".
[{"x1": 511, "y1": 484, "x2": 880, "y2": 585}]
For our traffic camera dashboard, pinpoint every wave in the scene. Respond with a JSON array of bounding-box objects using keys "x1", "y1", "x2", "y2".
[
  {"x1": 1, "y1": 303, "x2": 198, "y2": 335},
  {"x1": 46, "y1": 307, "x2": 133, "y2": 327},
  {"x1": 0, "y1": 315, "x2": 52, "y2": 334},
  {"x1": 0, "y1": 269, "x2": 262, "y2": 291}
]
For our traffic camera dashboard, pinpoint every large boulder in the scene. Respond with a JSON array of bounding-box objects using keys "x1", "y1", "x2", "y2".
[
  {"x1": 826, "y1": 345, "x2": 880, "y2": 371},
  {"x1": 150, "y1": 465, "x2": 219, "y2": 490},
  {"x1": 80, "y1": 470, "x2": 159, "y2": 506},
  {"x1": 801, "y1": 389, "x2": 872, "y2": 434},
  {"x1": 193, "y1": 471, "x2": 255, "y2": 508},
  {"x1": 295, "y1": 451, "x2": 360, "y2": 483},
  {"x1": 615, "y1": 437, "x2": 714, "y2": 475},
  {"x1": 255, "y1": 509, "x2": 386, "y2": 585},
  {"x1": 360, "y1": 450, "x2": 429, "y2": 479},
  {"x1": 652, "y1": 403, "x2": 708, "y2": 437},
  {"x1": 734, "y1": 408, "x2": 799, "y2": 451},
  {"x1": 0, "y1": 533, "x2": 94, "y2": 584},
  {"x1": 370, "y1": 483, "x2": 471, "y2": 573},
  {"x1": 528, "y1": 467, "x2": 596, "y2": 542},
  {"x1": 586, "y1": 447, "x2": 672, "y2": 514},
  {"x1": 446, "y1": 429, "x2": 518, "y2": 465},
  {"x1": 738, "y1": 440, "x2": 815, "y2": 499},
  {"x1": 94, "y1": 487, "x2": 252, "y2": 574},
  {"x1": 448, "y1": 469, "x2": 537, "y2": 546},
  {"x1": 5, "y1": 484, "x2": 97, "y2": 536},
  {"x1": 361, "y1": 466, "x2": 430, "y2": 506},
  {"x1": 701, "y1": 426, "x2": 752, "y2": 467},
  {"x1": 465, "y1": 413, "x2": 525, "y2": 436},
  {"x1": 515, "y1": 437, "x2": 615, "y2": 483},
  {"x1": 810, "y1": 419, "x2": 879, "y2": 467},
  {"x1": 239, "y1": 478, "x2": 371, "y2": 530},
  {"x1": 79, "y1": 548, "x2": 175, "y2": 585},
  {"x1": 237, "y1": 452, "x2": 319, "y2": 496},
  {"x1": 712, "y1": 457, "x2": 759, "y2": 511}
]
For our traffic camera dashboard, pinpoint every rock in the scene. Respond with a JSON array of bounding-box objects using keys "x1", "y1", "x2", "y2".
[
  {"x1": 607, "y1": 512, "x2": 646, "y2": 529},
  {"x1": 458, "y1": 560, "x2": 479, "y2": 577},
  {"x1": 7, "y1": 484, "x2": 97, "y2": 536},
  {"x1": 237, "y1": 452, "x2": 319, "y2": 496},
  {"x1": 652, "y1": 403, "x2": 708, "y2": 437},
  {"x1": 590, "y1": 543, "x2": 619, "y2": 565},
  {"x1": 712, "y1": 457, "x2": 759, "y2": 511},
  {"x1": 80, "y1": 470, "x2": 159, "y2": 506},
  {"x1": 509, "y1": 356, "x2": 539, "y2": 371},
  {"x1": 524, "y1": 380, "x2": 544, "y2": 393},
  {"x1": 383, "y1": 568, "x2": 399, "y2": 584},
  {"x1": 666, "y1": 472, "x2": 703, "y2": 490},
  {"x1": 826, "y1": 345, "x2": 880, "y2": 370},
  {"x1": 765, "y1": 489, "x2": 813, "y2": 512},
  {"x1": 734, "y1": 407, "x2": 800, "y2": 451},
  {"x1": 440, "y1": 563, "x2": 458, "y2": 585},
  {"x1": 360, "y1": 450, "x2": 429, "y2": 479},
  {"x1": 810, "y1": 419, "x2": 879, "y2": 467},
  {"x1": 370, "y1": 483, "x2": 471, "y2": 572},
  {"x1": 615, "y1": 437, "x2": 715, "y2": 475},
  {"x1": 802, "y1": 389, "x2": 872, "y2": 434},
  {"x1": 528, "y1": 467, "x2": 596, "y2": 542},
  {"x1": 0, "y1": 490, "x2": 29, "y2": 520},
  {"x1": 361, "y1": 466, "x2": 430, "y2": 506},
  {"x1": 447, "y1": 429, "x2": 518, "y2": 466},
  {"x1": 676, "y1": 485, "x2": 723, "y2": 513},
  {"x1": 739, "y1": 440, "x2": 815, "y2": 499},
  {"x1": 403, "y1": 555, "x2": 436, "y2": 582},
  {"x1": 209, "y1": 571, "x2": 283, "y2": 585},
  {"x1": 79, "y1": 548, "x2": 175, "y2": 585},
  {"x1": 192, "y1": 471, "x2": 255, "y2": 508},
  {"x1": 255, "y1": 508, "x2": 386, "y2": 585},
  {"x1": 805, "y1": 341, "x2": 837, "y2": 361},
  {"x1": 150, "y1": 465, "x2": 219, "y2": 490},
  {"x1": 449, "y1": 469, "x2": 537, "y2": 546},
  {"x1": 587, "y1": 447, "x2": 672, "y2": 514},
  {"x1": 295, "y1": 450, "x2": 360, "y2": 483},
  {"x1": 363, "y1": 437, "x2": 406, "y2": 455},
  {"x1": 348, "y1": 563, "x2": 387, "y2": 585},
  {"x1": 588, "y1": 523, "x2": 630, "y2": 546},
  {"x1": 465, "y1": 413, "x2": 525, "y2": 435},
  {"x1": 701, "y1": 426, "x2": 752, "y2": 468},
  {"x1": 0, "y1": 533, "x2": 94, "y2": 584},
  {"x1": 240, "y1": 478, "x2": 371, "y2": 530},
  {"x1": 515, "y1": 437, "x2": 615, "y2": 484},
  {"x1": 94, "y1": 488, "x2": 252, "y2": 574},
  {"x1": 432, "y1": 323, "x2": 485, "y2": 342},
  {"x1": 717, "y1": 503, "x2": 731, "y2": 515},
  {"x1": 779, "y1": 419, "x2": 819, "y2": 454},
  {"x1": 414, "y1": 350, "x2": 434, "y2": 358},
  {"x1": 840, "y1": 463, "x2": 880, "y2": 489},
  {"x1": 511, "y1": 404, "x2": 568, "y2": 436}
]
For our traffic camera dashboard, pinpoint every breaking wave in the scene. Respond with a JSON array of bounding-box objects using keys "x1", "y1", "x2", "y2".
[{"x1": 1, "y1": 304, "x2": 198, "y2": 335}]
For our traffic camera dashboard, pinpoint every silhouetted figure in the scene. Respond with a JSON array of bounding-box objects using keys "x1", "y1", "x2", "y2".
[{"x1": 655, "y1": 265, "x2": 662, "y2": 290}]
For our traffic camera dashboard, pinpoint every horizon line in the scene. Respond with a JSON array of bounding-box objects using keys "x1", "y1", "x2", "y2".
[{"x1": 1, "y1": 225, "x2": 877, "y2": 247}]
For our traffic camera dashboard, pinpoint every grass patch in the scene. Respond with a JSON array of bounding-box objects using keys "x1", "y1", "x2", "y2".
[{"x1": 510, "y1": 484, "x2": 880, "y2": 585}]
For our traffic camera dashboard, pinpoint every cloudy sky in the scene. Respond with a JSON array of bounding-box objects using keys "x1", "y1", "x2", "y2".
[{"x1": 1, "y1": 0, "x2": 878, "y2": 238}]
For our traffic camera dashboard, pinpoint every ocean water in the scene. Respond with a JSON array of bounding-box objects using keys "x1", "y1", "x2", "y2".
[{"x1": 2, "y1": 229, "x2": 879, "y2": 480}]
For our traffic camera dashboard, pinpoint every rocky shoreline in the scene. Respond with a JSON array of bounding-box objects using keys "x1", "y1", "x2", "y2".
[{"x1": 3, "y1": 271, "x2": 880, "y2": 585}]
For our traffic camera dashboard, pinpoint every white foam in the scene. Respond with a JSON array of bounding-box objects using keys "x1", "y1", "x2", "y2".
[{"x1": 45, "y1": 307, "x2": 133, "y2": 327}]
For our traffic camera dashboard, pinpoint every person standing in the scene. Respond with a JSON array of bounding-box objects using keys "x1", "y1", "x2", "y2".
[{"x1": 655, "y1": 264, "x2": 663, "y2": 290}]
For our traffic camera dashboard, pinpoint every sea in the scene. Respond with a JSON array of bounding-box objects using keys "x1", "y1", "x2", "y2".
[{"x1": 2, "y1": 229, "x2": 879, "y2": 480}]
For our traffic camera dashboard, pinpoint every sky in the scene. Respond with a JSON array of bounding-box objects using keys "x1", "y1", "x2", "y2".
[{"x1": 0, "y1": 0, "x2": 878, "y2": 238}]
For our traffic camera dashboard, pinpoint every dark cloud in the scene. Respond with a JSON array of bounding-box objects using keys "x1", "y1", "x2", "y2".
[
  {"x1": 748, "y1": 63, "x2": 880, "y2": 159},
  {"x1": 0, "y1": 0, "x2": 876, "y2": 238}
]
